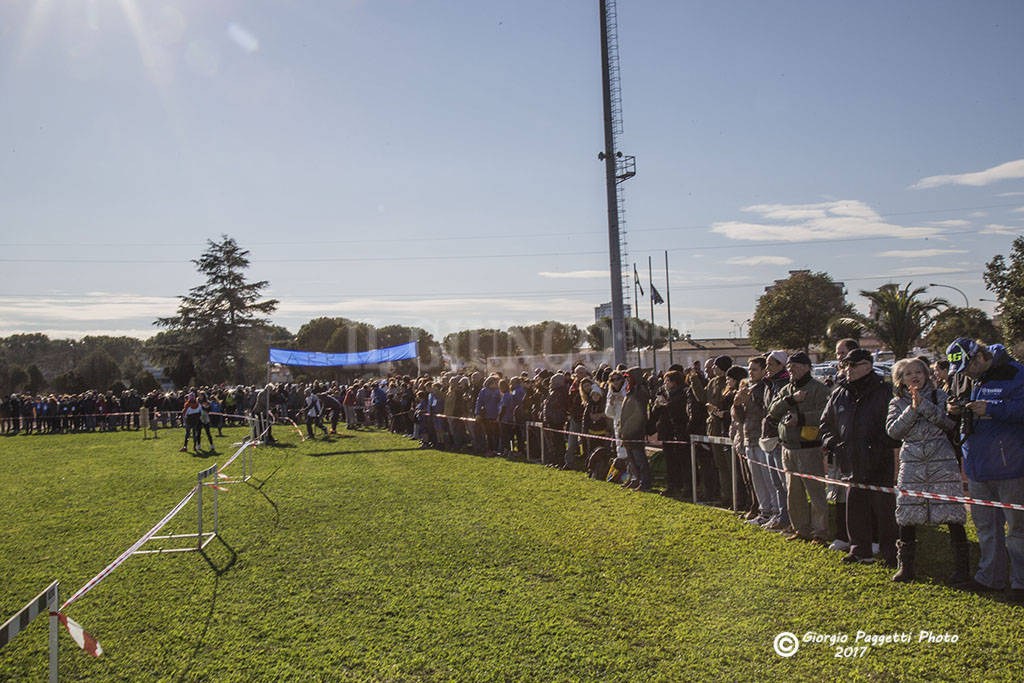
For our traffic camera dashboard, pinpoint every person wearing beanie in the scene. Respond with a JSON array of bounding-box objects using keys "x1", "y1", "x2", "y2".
[
  {"x1": 726, "y1": 366, "x2": 758, "y2": 516},
  {"x1": 542, "y1": 372, "x2": 570, "y2": 467},
  {"x1": 650, "y1": 369, "x2": 689, "y2": 497},
  {"x1": 622, "y1": 367, "x2": 653, "y2": 490},
  {"x1": 765, "y1": 352, "x2": 831, "y2": 544},
  {"x1": 760, "y1": 350, "x2": 792, "y2": 530},
  {"x1": 740, "y1": 356, "x2": 785, "y2": 526},
  {"x1": 706, "y1": 355, "x2": 736, "y2": 506}
]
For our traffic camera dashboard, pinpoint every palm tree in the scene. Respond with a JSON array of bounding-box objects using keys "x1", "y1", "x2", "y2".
[{"x1": 830, "y1": 283, "x2": 948, "y2": 359}]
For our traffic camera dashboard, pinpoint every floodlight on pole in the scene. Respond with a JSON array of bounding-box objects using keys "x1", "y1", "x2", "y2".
[{"x1": 928, "y1": 283, "x2": 969, "y2": 308}]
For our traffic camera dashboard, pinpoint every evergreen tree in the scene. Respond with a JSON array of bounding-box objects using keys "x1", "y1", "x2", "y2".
[
  {"x1": 155, "y1": 235, "x2": 278, "y2": 384},
  {"x1": 985, "y1": 235, "x2": 1024, "y2": 346}
]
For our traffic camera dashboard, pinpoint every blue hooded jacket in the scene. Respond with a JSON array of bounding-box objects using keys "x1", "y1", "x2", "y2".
[
  {"x1": 475, "y1": 386, "x2": 501, "y2": 420},
  {"x1": 964, "y1": 345, "x2": 1024, "y2": 482}
]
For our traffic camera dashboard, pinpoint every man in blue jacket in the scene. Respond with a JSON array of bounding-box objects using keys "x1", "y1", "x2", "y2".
[{"x1": 947, "y1": 338, "x2": 1024, "y2": 601}]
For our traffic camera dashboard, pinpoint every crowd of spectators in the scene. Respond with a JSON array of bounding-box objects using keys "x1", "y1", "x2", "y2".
[{"x1": 3, "y1": 336, "x2": 1021, "y2": 601}]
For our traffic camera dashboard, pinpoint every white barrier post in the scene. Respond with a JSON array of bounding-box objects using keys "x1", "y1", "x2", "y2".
[
  {"x1": 136, "y1": 464, "x2": 217, "y2": 554},
  {"x1": 196, "y1": 468, "x2": 204, "y2": 549},
  {"x1": 731, "y1": 443, "x2": 738, "y2": 513},
  {"x1": 525, "y1": 422, "x2": 531, "y2": 460},
  {"x1": 690, "y1": 439, "x2": 698, "y2": 505},
  {"x1": 539, "y1": 424, "x2": 546, "y2": 465},
  {"x1": 213, "y1": 472, "x2": 220, "y2": 537},
  {"x1": 0, "y1": 581, "x2": 59, "y2": 682},
  {"x1": 48, "y1": 585, "x2": 58, "y2": 683}
]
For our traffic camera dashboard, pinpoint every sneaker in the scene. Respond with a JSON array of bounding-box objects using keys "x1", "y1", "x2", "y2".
[
  {"x1": 765, "y1": 519, "x2": 789, "y2": 531},
  {"x1": 829, "y1": 539, "x2": 851, "y2": 552},
  {"x1": 841, "y1": 553, "x2": 875, "y2": 565},
  {"x1": 746, "y1": 515, "x2": 769, "y2": 525},
  {"x1": 179, "y1": 446, "x2": 188, "y2": 452}
]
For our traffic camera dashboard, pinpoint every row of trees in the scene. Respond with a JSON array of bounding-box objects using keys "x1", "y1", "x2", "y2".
[
  {"x1": 4, "y1": 236, "x2": 1020, "y2": 393},
  {"x1": 748, "y1": 269, "x2": 1008, "y2": 360},
  {"x1": 0, "y1": 334, "x2": 162, "y2": 396}
]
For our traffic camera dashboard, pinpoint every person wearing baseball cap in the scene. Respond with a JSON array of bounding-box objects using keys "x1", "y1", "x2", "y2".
[
  {"x1": 820, "y1": 348, "x2": 900, "y2": 567},
  {"x1": 765, "y1": 351, "x2": 831, "y2": 544},
  {"x1": 945, "y1": 338, "x2": 1024, "y2": 600}
]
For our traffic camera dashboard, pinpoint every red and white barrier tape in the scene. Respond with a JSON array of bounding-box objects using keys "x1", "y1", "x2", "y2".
[
  {"x1": 56, "y1": 426, "x2": 260, "y2": 656},
  {"x1": 719, "y1": 442, "x2": 1024, "y2": 513},
  {"x1": 431, "y1": 413, "x2": 1024, "y2": 513},
  {"x1": 272, "y1": 414, "x2": 307, "y2": 441}
]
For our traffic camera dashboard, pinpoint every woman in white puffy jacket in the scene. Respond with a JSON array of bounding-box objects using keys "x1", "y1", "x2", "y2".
[{"x1": 885, "y1": 357, "x2": 968, "y2": 584}]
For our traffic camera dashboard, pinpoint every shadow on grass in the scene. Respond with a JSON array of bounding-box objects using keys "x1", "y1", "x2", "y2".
[
  {"x1": 244, "y1": 471, "x2": 281, "y2": 527},
  {"x1": 308, "y1": 447, "x2": 425, "y2": 457},
  {"x1": 198, "y1": 534, "x2": 237, "y2": 576},
  {"x1": 175, "y1": 538, "x2": 236, "y2": 682}
]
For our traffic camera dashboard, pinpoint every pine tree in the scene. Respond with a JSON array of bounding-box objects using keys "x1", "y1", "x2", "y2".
[{"x1": 155, "y1": 235, "x2": 278, "y2": 384}]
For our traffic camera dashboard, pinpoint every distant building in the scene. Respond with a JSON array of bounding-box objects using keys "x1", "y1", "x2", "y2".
[
  {"x1": 594, "y1": 302, "x2": 631, "y2": 322},
  {"x1": 485, "y1": 336, "x2": 764, "y2": 375}
]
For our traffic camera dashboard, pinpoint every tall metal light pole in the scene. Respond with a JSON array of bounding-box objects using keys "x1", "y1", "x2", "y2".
[
  {"x1": 928, "y1": 283, "x2": 969, "y2": 308},
  {"x1": 598, "y1": 0, "x2": 633, "y2": 366}
]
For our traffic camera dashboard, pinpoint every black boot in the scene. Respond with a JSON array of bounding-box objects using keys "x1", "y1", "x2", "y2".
[
  {"x1": 949, "y1": 536, "x2": 971, "y2": 585},
  {"x1": 892, "y1": 540, "x2": 916, "y2": 583}
]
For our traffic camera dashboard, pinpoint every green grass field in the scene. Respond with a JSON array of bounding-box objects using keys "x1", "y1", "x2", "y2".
[{"x1": 2, "y1": 426, "x2": 1022, "y2": 681}]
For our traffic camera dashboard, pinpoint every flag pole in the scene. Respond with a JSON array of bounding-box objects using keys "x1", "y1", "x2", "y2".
[
  {"x1": 665, "y1": 250, "x2": 673, "y2": 366},
  {"x1": 633, "y1": 264, "x2": 641, "y2": 367},
  {"x1": 648, "y1": 255, "x2": 656, "y2": 374}
]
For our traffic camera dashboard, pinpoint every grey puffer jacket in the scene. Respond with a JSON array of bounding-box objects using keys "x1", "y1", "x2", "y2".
[{"x1": 885, "y1": 384, "x2": 966, "y2": 527}]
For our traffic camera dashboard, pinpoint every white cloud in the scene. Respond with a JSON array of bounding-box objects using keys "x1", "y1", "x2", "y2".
[
  {"x1": 711, "y1": 200, "x2": 939, "y2": 242},
  {"x1": 877, "y1": 249, "x2": 968, "y2": 258},
  {"x1": 1013, "y1": 206, "x2": 1024, "y2": 214},
  {"x1": 981, "y1": 224, "x2": 1021, "y2": 236},
  {"x1": 997, "y1": 192, "x2": 1024, "y2": 197},
  {"x1": 227, "y1": 23, "x2": 259, "y2": 53},
  {"x1": 875, "y1": 266, "x2": 969, "y2": 277},
  {"x1": 970, "y1": 211, "x2": 988, "y2": 218},
  {"x1": 537, "y1": 270, "x2": 609, "y2": 279},
  {"x1": 725, "y1": 255, "x2": 793, "y2": 266},
  {"x1": 926, "y1": 219, "x2": 970, "y2": 227},
  {"x1": 0, "y1": 294, "x2": 177, "y2": 323},
  {"x1": 911, "y1": 158, "x2": 1024, "y2": 190}
]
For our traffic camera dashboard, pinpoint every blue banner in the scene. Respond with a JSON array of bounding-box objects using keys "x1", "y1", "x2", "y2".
[{"x1": 269, "y1": 341, "x2": 418, "y2": 367}]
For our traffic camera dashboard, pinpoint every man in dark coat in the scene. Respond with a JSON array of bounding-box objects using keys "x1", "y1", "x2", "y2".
[
  {"x1": 650, "y1": 369, "x2": 689, "y2": 496},
  {"x1": 542, "y1": 373, "x2": 569, "y2": 467},
  {"x1": 820, "y1": 349, "x2": 900, "y2": 566}
]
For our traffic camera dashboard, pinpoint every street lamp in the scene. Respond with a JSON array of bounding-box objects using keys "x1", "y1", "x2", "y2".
[{"x1": 928, "y1": 283, "x2": 969, "y2": 307}]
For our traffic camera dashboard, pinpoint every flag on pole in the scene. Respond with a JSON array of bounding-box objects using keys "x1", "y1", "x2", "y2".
[
  {"x1": 651, "y1": 284, "x2": 665, "y2": 305},
  {"x1": 633, "y1": 264, "x2": 644, "y2": 296}
]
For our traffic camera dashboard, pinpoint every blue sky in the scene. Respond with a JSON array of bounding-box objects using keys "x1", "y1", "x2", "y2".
[{"x1": 1, "y1": 0, "x2": 1021, "y2": 342}]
